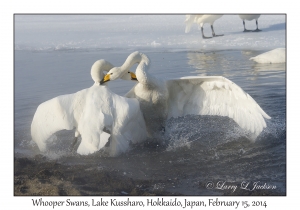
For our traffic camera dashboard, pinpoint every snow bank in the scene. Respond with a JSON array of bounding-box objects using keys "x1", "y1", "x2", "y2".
[{"x1": 15, "y1": 14, "x2": 285, "y2": 51}]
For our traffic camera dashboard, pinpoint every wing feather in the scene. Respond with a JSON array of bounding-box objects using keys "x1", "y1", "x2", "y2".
[
  {"x1": 31, "y1": 85, "x2": 147, "y2": 156},
  {"x1": 166, "y1": 76, "x2": 271, "y2": 138},
  {"x1": 31, "y1": 92, "x2": 83, "y2": 152}
]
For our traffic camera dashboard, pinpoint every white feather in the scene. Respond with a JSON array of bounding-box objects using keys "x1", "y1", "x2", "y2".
[
  {"x1": 239, "y1": 14, "x2": 261, "y2": 21},
  {"x1": 250, "y1": 48, "x2": 286, "y2": 64},
  {"x1": 31, "y1": 60, "x2": 147, "y2": 156},
  {"x1": 167, "y1": 76, "x2": 271, "y2": 138},
  {"x1": 104, "y1": 52, "x2": 271, "y2": 140},
  {"x1": 185, "y1": 15, "x2": 223, "y2": 32}
]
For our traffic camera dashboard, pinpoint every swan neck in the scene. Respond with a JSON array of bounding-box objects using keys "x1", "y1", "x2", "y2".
[
  {"x1": 121, "y1": 52, "x2": 150, "y2": 85},
  {"x1": 137, "y1": 55, "x2": 150, "y2": 85},
  {"x1": 124, "y1": 52, "x2": 152, "y2": 85},
  {"x1": 121, "y1": 52, "x2": 142, "y2": 70},
  {"x1": 91, "y1": 59, "x2": 114, "y2": 83}
]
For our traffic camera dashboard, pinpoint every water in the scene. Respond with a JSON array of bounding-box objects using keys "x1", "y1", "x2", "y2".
[{"x1": 14, "y1": 48, "x2": 286, "y2": 195}]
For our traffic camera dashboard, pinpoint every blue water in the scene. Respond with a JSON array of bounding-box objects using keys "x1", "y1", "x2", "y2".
[{"x1": 14, "y1": 48, "x2": 286, "y2": 195}]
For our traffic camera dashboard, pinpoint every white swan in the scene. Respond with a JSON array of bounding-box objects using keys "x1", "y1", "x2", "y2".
[
  {"x1": 101, "y1": 51, "x2": 271, "y2": 139},
  {"x1": 250, "y1": 48, "x2": 286, "y2": 64},
  {"x1": 185, "y1": 15, "x2": 223, "y2": 39},
  {"x1": 31, "y1": 59, "x2": 147, "y2": 157},
  {"x1": 239, "y1": 14, "x2": 261, "y2": 32}
]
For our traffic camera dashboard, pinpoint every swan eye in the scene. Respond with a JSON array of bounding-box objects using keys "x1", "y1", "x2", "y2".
[
  {"x1": 110, "y1": 73, "x2": 113, "y2": 75},
  {"x1": 128, "y1": 72, "x2": 130, "y2": 73}
]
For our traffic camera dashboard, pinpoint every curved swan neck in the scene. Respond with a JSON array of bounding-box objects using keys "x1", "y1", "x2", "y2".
[
  {"x1": 121, "y1": 51, "x2": 151, "y2": 85},
  {"x1": 91, "y1": 59, "x2": 114, "y2": 85},
  {"x1": 121, "y1": 52, "x2": 142, "y2": 69}
]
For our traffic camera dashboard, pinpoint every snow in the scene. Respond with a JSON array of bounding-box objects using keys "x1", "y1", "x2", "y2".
[{"x1": 14, "y1": 14, "x2": 285, "y2": 51}]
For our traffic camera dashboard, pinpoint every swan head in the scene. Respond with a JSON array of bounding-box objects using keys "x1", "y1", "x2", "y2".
[{"x1": 100, "y1": 67, "x2": 137, "y2": 84}]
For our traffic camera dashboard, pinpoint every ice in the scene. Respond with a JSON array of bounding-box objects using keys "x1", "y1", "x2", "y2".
[{"x1": 14, "y1": 15, "x2": 285, "y2": 51}]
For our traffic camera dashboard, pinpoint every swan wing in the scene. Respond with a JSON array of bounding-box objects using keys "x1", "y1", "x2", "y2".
[
  {"x1": 31, "y1": 85, "x2": 147, "y2": 156},
  {"x1": 166, "y1": 76, "x2": 271, "y2": 138},
  {"x1": 76, "y1": 86, "x2": 113, "y2": 155},
  {"x1": 185, "y1": 15, "x2": 200, "y2": 33},
  {"x1": 108, "y1": 92, "x2": 147, "y2": 156},
  {"x1": 30, "y1": 87, "x2": 112, "y2": 155},
  {"x1": 75, "y1": 85, "x2": 147, "y2": 156},
  {"x1": 31, "y1": 91, "x2": 85, "y2": 152},
  {"x1": 78, "y1": 85, "x2": 147, "y2": 156}
]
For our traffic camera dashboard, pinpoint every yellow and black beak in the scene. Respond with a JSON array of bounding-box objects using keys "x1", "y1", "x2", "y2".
[
  {"x1": 100, "y1": 74, "x2": 110, "y2": 85},
  {"x1": 130, "y1": 72, "x2": 138, "y2": 81}
]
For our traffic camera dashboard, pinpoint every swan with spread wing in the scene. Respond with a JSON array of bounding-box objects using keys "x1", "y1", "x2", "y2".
[
  {"x1": 31, "y1": 59, "x2": 146, "y2": 157},
  {"x1": 101, "y1": 51, "x2": 271, "y2": 139}
]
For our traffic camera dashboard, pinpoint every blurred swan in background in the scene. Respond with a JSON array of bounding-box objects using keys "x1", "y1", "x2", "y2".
[
  {"x1": 239, "y1": 14, "x2": 261, "y2": 32},
  {"x1": 185, "y1": 15, "x2": 223, "y2": 39},
  {"x1": 31, "y1": 59, "x2": 146, "y2": 157},
  {"x1": 101, "y1": 51, "x2": 271, "y2": 140},
  {"x1": 250, "y1": 48, "x2": 286, "y2": 63}
]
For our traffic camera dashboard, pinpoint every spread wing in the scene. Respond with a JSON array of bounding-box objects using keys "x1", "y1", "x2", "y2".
[
  {"x1": 30, "y1": 87, "x2": 110, "y2": 155},
  {"x1": 166, "y1": 76, "x2": 271, "y2": 138},
  {"x1": 31, "y1": 92, "x2": 83, "y2": 152},
  {"x1": 31, "y1": 86, "x2": 147, "y2": 156}
]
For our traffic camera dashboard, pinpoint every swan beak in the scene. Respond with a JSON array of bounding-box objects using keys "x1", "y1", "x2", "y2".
[
  {"x1": 130, "y1": 72, "x2": 137, "y2": 81},
  {"x1": 100, "y1": 74, "x2": 110, "y2": 84}
]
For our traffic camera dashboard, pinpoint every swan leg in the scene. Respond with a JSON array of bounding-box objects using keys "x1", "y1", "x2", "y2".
[
  {"x1": 211, "y1": 25, "x2": 223, "y2": 37},
  {"x1": 252, "y1": 20, "x2": 262, "y2": 32},
  {"x1": 201, "y1": 26, "x2": 212, "y2": 39},
  {"x1": 243, "y1": 20, "x2": 251, "y2": 32}
]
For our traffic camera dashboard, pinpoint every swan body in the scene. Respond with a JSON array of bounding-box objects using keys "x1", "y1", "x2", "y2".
[
  {"x1": 185, "y1": 15, "x2": 223, "y2": 38},
  {"x1": 31, "y1": 60, "x2": 147, "y2": 156},
  {"x1": 250, "y1": 48, "x2": 286, "y2": 64},
  {"x1": 239, "y1": 14, "x2": 261, "y2": 32},
  {"x1": 239, "y1": 15, "x2": 260, "y2": 21},
  {"x1": 102, "y1": 52, "x2": 271, "y2": 139}
]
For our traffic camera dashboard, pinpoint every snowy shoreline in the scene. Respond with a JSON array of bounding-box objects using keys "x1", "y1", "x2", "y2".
[{"x1": 15, "y1": 15, "x2": 285, "y2": 52}]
